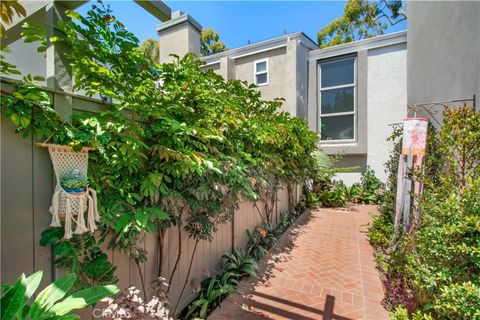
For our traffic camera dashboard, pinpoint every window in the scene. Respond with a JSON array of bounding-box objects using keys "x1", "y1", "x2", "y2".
[
  {"x1": 319, "y1": 57, "x2": 356, "y2": 141},
  {"x1": 254, "y1": 58, "x2": 268, "y2": 85}
]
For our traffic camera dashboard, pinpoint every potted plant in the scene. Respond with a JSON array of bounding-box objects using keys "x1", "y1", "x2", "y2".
[{"x1": 60, "y1": 169, "x2": 88, "y2": 193}]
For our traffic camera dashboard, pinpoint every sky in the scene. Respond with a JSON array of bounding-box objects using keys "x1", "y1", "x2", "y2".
[{"x1": 77, "y1": 1, "x2": 407, "y2": 49}]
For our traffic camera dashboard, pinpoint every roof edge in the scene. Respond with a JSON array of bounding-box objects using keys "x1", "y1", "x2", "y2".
[{"x1": 309, "y1": 30, "x2": 407, "y2": 61}]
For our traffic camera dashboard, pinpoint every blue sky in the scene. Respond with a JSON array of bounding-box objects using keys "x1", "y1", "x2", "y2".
[{"x1": 77, "y1": 1, "x2": 407, "y2": 49}]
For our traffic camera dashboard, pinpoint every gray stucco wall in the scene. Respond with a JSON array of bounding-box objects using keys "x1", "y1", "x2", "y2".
[
  {"x1": 407, "y1": 1, "x2": 480, "y2": 110},
  {"x1": 336, "y1": 44, "x2": 407, "y2": 185},
  {"x1": 234, "y1": 47, "x2": 295, "y2": 114},
  {"x1": 295, "y1": 43, "x2": 310, "y2": 120},
  {"x1": 366, "y1": 43, "x2": 407, "y2": 182}
]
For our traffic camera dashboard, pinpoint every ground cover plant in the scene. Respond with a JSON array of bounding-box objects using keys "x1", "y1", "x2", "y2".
[
  {"x1": 306, "y1": 151, "x2": 384, "y2": 208},
  {"x1": 368, "y1": 106, "x2": 480, "y2": 319},
  {"x1": 1, "y1": 1, "x2": 319, "y2": 317},
  {"x1": 183, "y1": 201, "x2": 308, "y2": 319}
]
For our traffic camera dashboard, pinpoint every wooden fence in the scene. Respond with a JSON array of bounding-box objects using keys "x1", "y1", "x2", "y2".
[{"x1": 0, "y1": 84, "x2": 299, "y2": 315}]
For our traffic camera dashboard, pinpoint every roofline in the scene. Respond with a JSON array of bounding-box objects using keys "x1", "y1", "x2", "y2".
[
  {"x1": 201, "y1": 32, "x2": 318, "y2": 65},
  {"x1": 157, "y1": 10, "x2": 201, "y2": 34},
  {"x1": 309, "y1": 30, "x2": 407, "y2": 61}
]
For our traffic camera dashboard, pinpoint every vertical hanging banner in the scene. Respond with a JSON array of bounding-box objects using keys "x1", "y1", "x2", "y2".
[{"x1": 402, "y1": 118, "x2": 429, "y2": 155}]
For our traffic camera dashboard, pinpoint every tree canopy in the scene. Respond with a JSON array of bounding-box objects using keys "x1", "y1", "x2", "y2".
[
  {"x1": 200, "y1": 28, "x2": 227, "y2": 56},
  {"x1": 139, "y1": 38, "x2": 159, "y2": 64},
  {"x1": 317, "y1": 0, "x2": 406, "y2": 48}
]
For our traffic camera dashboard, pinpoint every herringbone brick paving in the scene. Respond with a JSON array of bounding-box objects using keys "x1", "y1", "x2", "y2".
[{"x1": 209, "y1": 205, "x2": 388, "y2": 320}]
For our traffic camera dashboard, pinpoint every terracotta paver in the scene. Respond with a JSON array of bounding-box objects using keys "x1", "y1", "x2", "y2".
[{"x1": 209, "y1": 205, "x2": 388, "y2": 320}]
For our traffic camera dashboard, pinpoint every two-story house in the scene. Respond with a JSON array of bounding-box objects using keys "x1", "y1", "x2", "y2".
[{"x1": 158, "y1": 11, "x2": 407, "y2": 184}]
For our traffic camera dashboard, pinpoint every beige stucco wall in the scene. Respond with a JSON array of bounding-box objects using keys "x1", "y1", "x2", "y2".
[
  {"x1": 366, "y1": 43, "x2": 407, "y2": 182},
  {"x1": 158, "y1": 22, "x2": 200, "y2": 63},
  {"x1": 233, "y1": 47, "x2": 295, "y2": 114}
]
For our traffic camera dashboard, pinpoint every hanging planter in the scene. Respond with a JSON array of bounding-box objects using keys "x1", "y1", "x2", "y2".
[{"x1": 38, "y1": 143, "x2": 100, "y2": 239}]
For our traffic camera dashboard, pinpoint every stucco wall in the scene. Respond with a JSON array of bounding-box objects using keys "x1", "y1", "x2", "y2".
[
  {"x1": 295, "y1": 43, "x2": 310, "y2": 120},
  {"x1": 318, "y1": 41, "x2": 407, "y2": 185},
  {"x1": 234, "y1": 47, "x2": 294, "y2": 114},
  {"x1": 407, "y1": 1, "x2": 480, "y2": 110},
  {"x1": 158, "y1": 21, "x2": 200, "y2": 63},
  {"x1": 366, "y1": 43, "x2": 407, "y2": 182}
]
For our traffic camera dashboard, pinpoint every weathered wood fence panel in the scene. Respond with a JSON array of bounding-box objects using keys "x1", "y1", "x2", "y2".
[{"x1": 1, "y1": 87, "x2": 298, "y2": 315}]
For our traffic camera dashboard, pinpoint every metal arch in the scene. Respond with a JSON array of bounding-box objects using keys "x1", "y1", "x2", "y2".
[
  {"x1": 388, "y1": 122, "x2": 404, "y2": 131},
  {"x1": 407, "y1": 95, "x2": 476, "y2": 126}
]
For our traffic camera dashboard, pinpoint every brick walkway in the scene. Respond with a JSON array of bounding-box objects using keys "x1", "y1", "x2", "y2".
[{"x1": 209, "y1": 205, "x2": 388, "y2": 320}]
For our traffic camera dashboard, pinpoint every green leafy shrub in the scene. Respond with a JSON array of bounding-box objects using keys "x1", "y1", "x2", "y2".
[
  {"x1": 0, "y1": 270, "x2": 118, "y2": 320},
  {"x1": 369, "y1": 106, "x2": 480, "y2": 319},
  {"x1": 3, "y1": 2, "x2": 319, "y2": 316},
  {"x1": 184, "y1": 272, "x2": 238, "y2": 319},
  {"x1": 390, "y1": 305, "x2": 409, "y2": 320},
  {"x1": 222, "y1": 248, "x2": 259, "y2": 277},
  {"x1": 349, "y1": 167, "x2": 385, "y2": 204},
  {"x1": 246, "y1": 228, "x2": 269, "y2": 261},
  {"x1": 246, "y1": 226, "x2": 277, "y2": 261},
  {"x1": 435, "y1": 281, "x2": 480, "y2": 319},
  {"x1": 306, "y1": 192, "x2": 320, "y2": 207},
  {"x1": 368, "y1": 214, "x2": 393, "y2": 249},
  {"x1": 318, "y1": 182, "x2": 347, "y2": 207}
]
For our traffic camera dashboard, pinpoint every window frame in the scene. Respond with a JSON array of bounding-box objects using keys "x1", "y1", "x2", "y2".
[
  {"x1": 318, "y1": 56, "x2": 357, "y2": 143},
  {"x1": 253, "y1": 58, "x2": 269, "y2": 86}
]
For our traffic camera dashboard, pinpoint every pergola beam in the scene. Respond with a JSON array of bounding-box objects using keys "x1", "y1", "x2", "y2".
[{"x1": 134, "y1": 0, "x2": 171, "y2": 22}]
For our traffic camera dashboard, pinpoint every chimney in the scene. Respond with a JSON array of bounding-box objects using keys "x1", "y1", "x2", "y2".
[{"x1": 157, "y1": 10, "x2": 202, "y2": 63}]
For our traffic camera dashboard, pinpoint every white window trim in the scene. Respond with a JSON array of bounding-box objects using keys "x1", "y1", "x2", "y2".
[
  {"x1": 318, "y1": 57, "x2": 357, "y2": 143},
  {"x1": 254, "y1": 58, "x2": 269, "y2": 86}
]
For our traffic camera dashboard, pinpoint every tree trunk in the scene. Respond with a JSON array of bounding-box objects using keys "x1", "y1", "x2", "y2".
[
  {"x1": 173, "y1": 238, "x2": 200, "y2": 315},
  {"x1": 136, "y1": 260, "x2": 147, "y2": 301},
  {"x1": 167, "y1": 223, "x2": 182, "y2": 293}
]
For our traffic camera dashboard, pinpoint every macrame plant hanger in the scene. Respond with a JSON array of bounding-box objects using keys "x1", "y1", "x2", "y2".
[{"x1": 37, "y1": 142, "x2": 99, "y2": 239}]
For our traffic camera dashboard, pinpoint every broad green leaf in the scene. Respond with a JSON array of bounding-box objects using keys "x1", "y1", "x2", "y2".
[
  {"x1": 47, "y1": 285, "x2": 119, "y2": 316},
  {"x1": 145, "y1": 207, "x2": 169, "y2": 220},
  {"x1": 18, "y1": 270, "x2": 43, "y2": 313},
  {"x1": 29, "y1": 274, "x2": 77, "y2": 319},
  {"x1": 1, "y1": 274, "x2": 27, "y2": 320}
]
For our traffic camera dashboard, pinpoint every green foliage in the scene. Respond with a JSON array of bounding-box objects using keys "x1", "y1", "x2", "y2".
[
  {"x1": 438, "y1": 106, "x2": 480, "y2": 188},
  {"x1": 317, "y1": 0, "x2": 406, "y2": 48},
  {"x1": 435, "y1": 281, "x2": 480, "y2": 319},
  {"x1": 390, "y1": 305, "x2": 409, "y2": 320},
  {"x1": 40, "y1": 227, "x2": 117, "y2": 289},
  {"x1": 246, "y1": 226, "x2": 277, "y2": 261},
  {"x1": 0, "y1": 0, "x2": 26, "y2": 38},
  {"x1": 0, "y1": 271, "x2": 118, "y2": 320},
  {"x1": 368, "y1": 214, "x2": 393, "y2": 249},
  {"x1": 349, "y1": 167, "x2": 385, "y2": 204},
  {"x1": 185, "y1": 204, "x2": 306, "y2": 319},
  {"x1": 139, "y1": 38, "x2": 159, "y2": 64},
  {"x1": 306, "y1": 192, "x2": 320, "y2": 208},
  {"x1": 184, "y1": 272, "x2": 237, "y2": 319},
  {"x1": 369, "y1": 107, "x2": 480, "y2": 319},
  {"x1": 310, "y1": 164, "x2": 384, "y2": 208},
  {"x1": 2, "y1": 1, "x2": 318, "y2": 300},
  {"x1": 318, "y1": 182, "x2": 348, "y2": 207},
  {"x1": 200, "y1": 28, "x2": 227, "y2": 56},
  {"x1": 222, "y1": 248, "x2": 259, "y2": 277}
]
